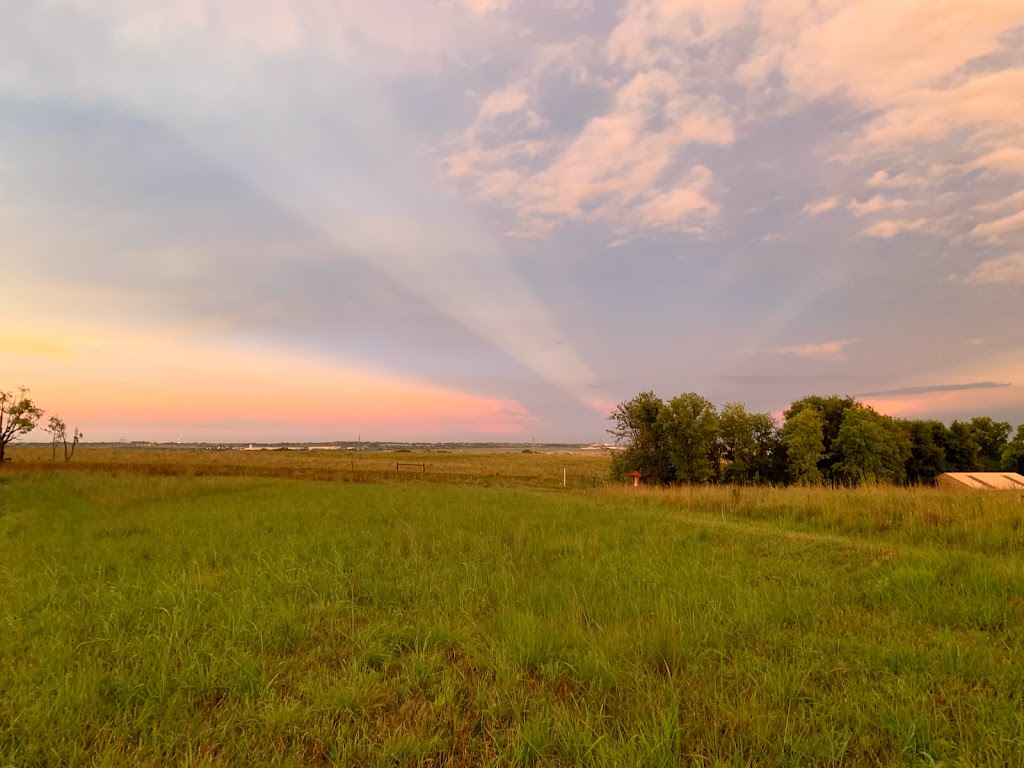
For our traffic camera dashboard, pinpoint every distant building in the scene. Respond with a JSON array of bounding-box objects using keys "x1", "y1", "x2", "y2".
[{"x1": 936, "y1": 472, "x2": 1024, "y2": 491}]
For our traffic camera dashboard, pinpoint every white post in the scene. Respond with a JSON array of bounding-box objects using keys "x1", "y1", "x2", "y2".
[{"x1": 563, "y1": 468, "x2": 566, "y2": 487}]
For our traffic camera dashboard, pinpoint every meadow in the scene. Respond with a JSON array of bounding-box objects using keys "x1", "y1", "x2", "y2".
[
  {"x1": 2, "y1": 451, "x2": 1024, "y2": 766},
  {"x1": 5, "y1": 446, "x2": 611, "y2": 491}
]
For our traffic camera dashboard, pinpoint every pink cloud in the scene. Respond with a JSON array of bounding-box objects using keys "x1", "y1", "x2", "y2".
[
  {"x1": 847, "y1": 195, "x2": 910, "y2": 217},
  {"x1": 973, "y1": 148, "x2": 1024, "y2": 176},
  {"x1": 961, "y1": 253, "x2": 1024, "y2": 286},
  {"x1": 861, "y1": 218, "x2": 928, "y2": 238},
  {"x1": 773, "y1": 339, "x2": 860, "y2": 359},
  {"x1": 867, "y1": 170, "x2": 926, "y2": 188},
  {"x1": 801, "y1": 196, "x2": 841, "y2": 216},
  {"x1": 971, "y1": 209, "x2": 1024, "y2": 240}
]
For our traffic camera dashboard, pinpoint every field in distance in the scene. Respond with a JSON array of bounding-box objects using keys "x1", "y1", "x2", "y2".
[
  {"x1": 2, "y1": 466, "x2": 1024, "y2": 766},
  {"x1": 5, "y1": 445, "x2": 612, "y2": 490}
]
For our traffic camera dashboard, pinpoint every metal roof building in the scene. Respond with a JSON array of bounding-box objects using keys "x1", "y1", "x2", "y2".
[{"x1": 936, "y1": 472, "x2": 1024, "y2": 490}]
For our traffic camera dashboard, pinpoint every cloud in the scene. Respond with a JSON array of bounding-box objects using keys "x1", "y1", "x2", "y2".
[
  {"x1": 477, "y1": 85, "x2": 531, "y2": 118},
  {"x1": 867, "y1": 170, "x2": 926, "y2": 188},
  {"x1": 737, "y1": 1, "x2": 1024, "y2": 250},
  {"x1": 444, "y1": 24, "x2": 734, "y2": 240},
  {"x1": 801, "y1": 196, "x2": 841, "y2": 216},
  {"x1": 973, "y1": 189, "x2": 1024, "y2": 214},
  {"x1": 773, "y1": 339, "x2": 860, "y2": 360},
  {"x1": 847, "y1": 195, "x2": 910, "y2": 217},
  {"x1": 456, "y1": 0, "x2": 515, "y2": 15},
  {"x1": 972, "y1": 147, "x2": 1024, "y2": 176},
  {"x1": 961, "y1": 253, "x2": 1024, "y2": 286},
  {"x1": 971, "y1": 209, "x2": 1024, "y2": 240},
  {"x1": 858, "y1": 381, "x2": 1011, "y2": 398},
  {"x1": 861, "y1": 218, "x2": 928, "y2": 238}
]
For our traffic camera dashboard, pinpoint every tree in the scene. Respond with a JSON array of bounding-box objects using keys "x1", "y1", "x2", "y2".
[
  {"x1": 1003, "y1": 425, "x2": 1024, "y2": 473},
  {"x1": 903, "y1": 420, "x2": 948, "y2": 485},
  {"x1": 720, "y1": 403, "x2": 782, "y2": 484},
  {"x1": 658, "y1": 393, "x2": 720, "y2": 483},
  {"x1": 784, "y1": 395, "x2": 858, "y2": 482},
  {"x1": 720, "y1": 402, "x2": 756, "y2": 483},
  {"x1": 782, "y1": 408, "x2": 825, "y2": 485},
  {"x1": 944, "y1": 421, "x2": 981, "y2": 471},
  {"x1": 46, "y1": 415, "x2": 83, "y2": 462},
  {"x1": 0, "y1": 387, "x2": 44, "y2": 463},
  {"x1": 749, "y1": 412, "x2": 786, "y2": 484},
  {"x1": 831, "y1": 406, "x2": 911, "y2": 486},
  {"x1": 970, "y1": 417, "x2": 1012, "y2": 472},
  {"x1": 608, "y1": 392, "x2": 675, "y2": 484},
  {"x1": 45, "y1": 416, "x2": 64, "y2": 460}
]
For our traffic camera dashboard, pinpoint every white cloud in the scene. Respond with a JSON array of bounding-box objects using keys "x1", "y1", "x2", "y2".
[
  {"x1": 446, "y1": 62, "x2": 734, "y2": 239},
  {"x1": 774, "y1": 339, "x2": 861, "y2": 359}
]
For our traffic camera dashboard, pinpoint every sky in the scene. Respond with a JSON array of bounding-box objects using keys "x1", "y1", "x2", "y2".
[{"x1": 2, "y1": 0, "x2": 1024, "y2": 443}]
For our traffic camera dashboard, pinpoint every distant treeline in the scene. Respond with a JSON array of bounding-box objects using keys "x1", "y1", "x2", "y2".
[{"x1": 609, "y1": 392, "x2": 1024, "y2": 486}]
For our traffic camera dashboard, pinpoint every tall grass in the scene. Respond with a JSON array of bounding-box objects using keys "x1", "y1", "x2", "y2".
[
  {"x1": 2, "y1": 471, "x2": 1023, "y2": 766},
  {"x1": 605, "y1": 484, "x2": 1024, "y2": 553}
]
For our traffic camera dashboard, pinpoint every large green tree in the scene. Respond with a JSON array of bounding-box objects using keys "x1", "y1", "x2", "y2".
[
  {"x1": 970, "y1": 417, "x2": 1012, "y2": 472},
  {"x1": 720, "y1": 401, "x2": 756, "y2": 483},
  {"x1": 1002, "y1": 425, "x2": 1024, "y2": 473},
  {"x1": 784, "y1": 396, "x2": 858, "y2": 481},
  {"x1": 658, "y1": 393, "x2": 720, "y2": 483},
  {"x1": 944, "y1": 421, "x2": 981, "y2": 471},
  {"x1": 750, "y1": 412, "x2": 787, "y2": 484},
  {"x1": 0, "y1": 387, "x2": 44, "y2": 464},
  {"x1": 832, "y1": 406, "x2": 911, "y2": 485},
  {"x1": 903, "y1": 420, "x2": 948, "y2": 485},
  {"x1": 607, "y1": 392, "x2": 674, "y2": 484},
  {"x1": 782, "y1": 408, "x2": 825, "y2": 485},
  {"x1": 720, "y1": 403, "x2": 782, "y2": 484}
]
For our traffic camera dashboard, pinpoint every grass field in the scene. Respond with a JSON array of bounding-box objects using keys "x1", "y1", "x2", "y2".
[
  {"x1": 2, "y1": 459, "x2": 1024, "y2": 766},
  {"x1": 5, "y1": 446, "x2": 611, "y2": 491}
]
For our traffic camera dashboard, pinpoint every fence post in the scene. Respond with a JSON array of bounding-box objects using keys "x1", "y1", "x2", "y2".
[{"x1": 563, "y1": 468, "x2": 566, "y2": 487}]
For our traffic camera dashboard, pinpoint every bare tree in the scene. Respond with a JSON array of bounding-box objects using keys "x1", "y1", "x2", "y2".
[
  {"x1": 46, "y1": 416, "x2": 65, "y2": 460},
  {"x1": 45, "y1": 415, "x2": 83, "y2": 462},
  {"x1": 64, "y1": 426, "x2": 83, "y2": 462},
  {"x1": 0, "y1": 387, "x2": 44, "y2": 464}
]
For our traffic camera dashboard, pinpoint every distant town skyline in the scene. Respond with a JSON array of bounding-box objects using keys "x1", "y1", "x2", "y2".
[{"x1": 3, "y1": 1, "x2": 1023, "y2": 442}]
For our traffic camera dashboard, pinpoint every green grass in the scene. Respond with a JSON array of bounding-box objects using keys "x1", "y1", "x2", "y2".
[{"x1": 2, "y1": 471, "x2": 1024, "y2": 766}]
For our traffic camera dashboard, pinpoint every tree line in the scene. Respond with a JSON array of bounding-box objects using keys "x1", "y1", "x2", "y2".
[
  {"x1": 608, "y1": 392, "x2": 1024, "y2": 486},
  {"x1": 0, "y1": 387, "x2": 81, "y2": 464}
]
